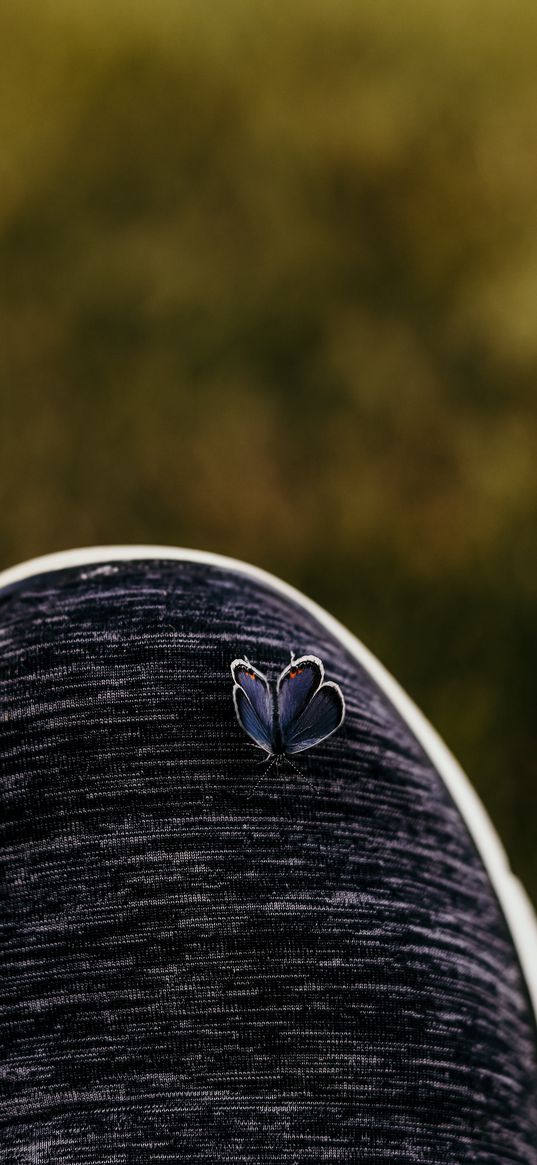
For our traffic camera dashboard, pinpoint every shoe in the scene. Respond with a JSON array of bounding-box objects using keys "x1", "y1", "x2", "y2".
[{"x1": 1, "y1": 546, "x2": 536, "y2": 1163}]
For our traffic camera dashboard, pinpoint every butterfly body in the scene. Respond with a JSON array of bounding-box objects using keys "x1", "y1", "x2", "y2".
[{"x1": 230, "y1": 654, "x2": 345, "y2": 759}]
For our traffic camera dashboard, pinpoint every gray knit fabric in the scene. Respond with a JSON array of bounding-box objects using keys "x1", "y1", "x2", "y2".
[{"x1": 1, "y1": 558, "x2": 536, "y2": 1163}]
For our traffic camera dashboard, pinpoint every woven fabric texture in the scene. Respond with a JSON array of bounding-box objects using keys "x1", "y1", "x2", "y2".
[{"x1": 1, "y1": 558, "x2": 536, "y2": 1163}]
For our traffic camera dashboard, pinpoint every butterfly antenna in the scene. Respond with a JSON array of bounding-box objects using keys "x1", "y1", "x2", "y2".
[
  {"x1": 284, "y1": 755, "x2": 317, "y2": 794},
  {"x1": 246, "y1": 755, "x2": 277, "y2": 799},
  {"x1": 253, "y1": 750, "x2": 272, "y2": 765}
]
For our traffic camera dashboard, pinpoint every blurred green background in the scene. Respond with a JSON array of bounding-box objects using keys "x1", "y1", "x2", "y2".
[{"x1": 1, "y1": 1, "x2": 537, "y2": 900}]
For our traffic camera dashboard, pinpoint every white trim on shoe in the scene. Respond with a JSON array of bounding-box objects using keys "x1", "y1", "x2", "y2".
[{"x1": 1, "y1": 543, "x2": 536, "y2": 1021}]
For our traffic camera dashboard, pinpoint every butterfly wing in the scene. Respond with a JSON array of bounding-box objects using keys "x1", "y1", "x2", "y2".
[
  {"x1": 277, "y1": 655, "x2": 324, "y2": 736},
  {"x1": 278, "y1": 654, "x2": 345, "y2": 755},
  {"x1": 231, "y1": 659, "x2": 275, "y2": 754}
]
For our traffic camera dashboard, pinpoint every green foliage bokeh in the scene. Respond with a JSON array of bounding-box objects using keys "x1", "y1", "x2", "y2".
[{"x1": 1, "y1": 1, "x2": 537, "y2": 898}]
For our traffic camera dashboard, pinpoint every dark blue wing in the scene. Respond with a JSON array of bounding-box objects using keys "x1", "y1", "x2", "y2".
[
  {"x1": 282, "y1": 681, "x2": 345, "y2": 755},
  {"x1": 277, "y1": 655, "x2": 323, "y2": 736},
  {"x1": 231, "y1": 658, "x2": 274, "y2": 754},
  {"x1": 231, "y1": 659, "x2": 272, "y2": 723},
  {"x1": 233, "y1": 688, "x2": 275, "y2": 753}
]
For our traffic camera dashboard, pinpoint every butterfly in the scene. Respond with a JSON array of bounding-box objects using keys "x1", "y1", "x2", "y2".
[{"x1": 230, "y1": 653, "x2": 345, "y2": 767}]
